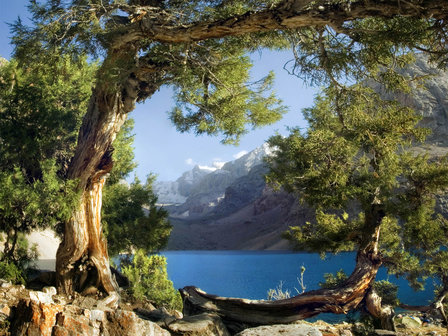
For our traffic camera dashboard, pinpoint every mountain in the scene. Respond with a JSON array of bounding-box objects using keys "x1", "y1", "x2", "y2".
[
  {"x1": 157, "y1": 54, "x2": 448, "y2": 251},
  {"x1": 153, "y1": 143, "x2": 271, "y2": 211}
]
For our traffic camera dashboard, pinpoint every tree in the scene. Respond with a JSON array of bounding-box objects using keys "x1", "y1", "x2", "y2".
[
  {"x1": 10, "y1": 0, "x2": 448, "y2": 313},
  {"x1": 101, "y1": 118, "x2": 171, "y2": 258},
  {"x1": 103, "y1": 176, "x2": 171, "y2": 257},
  {"x1": 266, "y1": 81, "x2": 448, "y2": 327},
  {"x1": 0, "y1": 56, "x2": 93, "y2": 272}
]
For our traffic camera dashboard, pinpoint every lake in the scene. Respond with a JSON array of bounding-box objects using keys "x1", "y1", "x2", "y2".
[{"x1": 163, "y1": 250, "x2": 435, "y2": 317}]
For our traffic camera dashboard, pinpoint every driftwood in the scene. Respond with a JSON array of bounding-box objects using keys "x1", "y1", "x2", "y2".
[{"x1": 180, "y1": 250, "x2": 382, "y2": 332}]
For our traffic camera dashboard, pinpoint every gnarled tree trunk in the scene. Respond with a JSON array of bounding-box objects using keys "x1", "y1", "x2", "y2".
[
  {"x1": 181, "y1": 205, "x2": 386, "y2": 333},
  {"x1": 365, "y1": 289, "x2": 395, "y2": 330},
  {"x1": 55, "y1": 47, "x2": 155, "y2": 305},
  {"x1": 181, "y1": 248, "x2": 382, "y2": 333},
  {"x1": 56, "y1": 86, "x2": 127, "y2": 305}
]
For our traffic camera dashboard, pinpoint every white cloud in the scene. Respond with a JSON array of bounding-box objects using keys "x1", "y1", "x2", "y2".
[
  {"x1": 185, "y1": 158, "x2": 195, "y2": 165},
  {"x1": 233, "y1": 150, "x2": 248, "y2": 159}
]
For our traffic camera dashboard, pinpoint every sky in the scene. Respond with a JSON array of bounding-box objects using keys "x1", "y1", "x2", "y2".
[{"x1": 0, "y1": 1, "x2": 317, "y2": 182}]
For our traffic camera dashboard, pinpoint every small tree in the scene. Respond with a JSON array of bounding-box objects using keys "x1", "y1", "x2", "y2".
[
  {"x1": 103, "y1": 176, "x2": 171, "y2": 258},
  {"x1": 0, "y1": 56, "x2": 91, "y2": 274},
  {"x1": 122, "y1": 249, "x2": 182, "y2": 310}
]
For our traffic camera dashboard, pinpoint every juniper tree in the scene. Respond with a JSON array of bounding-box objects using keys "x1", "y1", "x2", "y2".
[
  {"x1": 103, "y1": 122, "x2": 171, "y2": 258},
  {"x1": 0, "y1": 56, "x2": 91, "y2": 269},
  {"x1": 10, "y1": 0, "x2": 448, "y2": 322},
  {"x1": 266, "y1": 82, "x2": 448, "y2": 327}
]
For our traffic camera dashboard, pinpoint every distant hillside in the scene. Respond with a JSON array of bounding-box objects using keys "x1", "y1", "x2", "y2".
[{"x1": 156, "y1": 54, "x2": 448, "y2": 251}]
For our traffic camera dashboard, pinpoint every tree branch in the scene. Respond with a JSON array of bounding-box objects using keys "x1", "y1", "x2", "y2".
[{"x1": 111, "y1": 0, "x2": 448, "y2": 49}]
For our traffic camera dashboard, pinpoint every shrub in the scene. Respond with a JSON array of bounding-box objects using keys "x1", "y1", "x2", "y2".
[
  {"x1": 0, "y1": 261, "x2": 25, "y2": 285},
  {"x1": 373, "y1": 280, "x2": 399, "y2": 306},
  {"x1": 319, "y1": 269, "x2": 348, "y2": 289},
  {"x1": 122, "y1": 249, "x2": 182, "y2": 310}
]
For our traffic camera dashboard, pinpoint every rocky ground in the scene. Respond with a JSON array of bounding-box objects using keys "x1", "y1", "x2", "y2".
[{"x1": 0, "y1": 278, "x2": 446, "y2": 336}]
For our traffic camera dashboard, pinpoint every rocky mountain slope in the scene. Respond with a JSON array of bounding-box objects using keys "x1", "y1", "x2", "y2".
[{"x1": 157, "y1": 54, "x2": 448, "y2": 251}]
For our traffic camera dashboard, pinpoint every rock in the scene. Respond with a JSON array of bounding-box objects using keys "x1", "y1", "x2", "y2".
[
  {"x1": 0, "y1": 304, "x2": 10, "y2": 318},
  {"x1": 42, "y1": 286, "x2": 57, "y2": 296},
  {"x1": 167, "y1": 313, "x2": 230, "y2": 336},
  {"x1": 339, "y1": 329, "x2": 353, "y2": 336},
  {"x1": 53, "y1": 308, "x2": 98, "y2": 336},
  {"x1": 103, "y1": 309, "x2": 171, "y2": 336},
  {"x1": 10, "y1": 297, "x2": 170, "y2": 336},
  {"x1": 29, "y1": 290, "x2": 54, "y2": 304},
  {"x1": 370, "y1": 330, "x2": 396, "y2": 335},
  {"x1": 235, "y1": 323, "x2": 323, "y2": 336},
  {"x1": 135, "y1": 307, "x2": 170, "y2": 321},
  {"x1": 10, "y1": 299, "x2": 64, "y2": 336},
  {"x1": 0, "y1": 280, "x2": 12, "y2": 289},
  {"x1": 401, "y1": 315, "x2": 422, "y2": 328},
  {"x1": 90, "y1": 309, "x2": 106, "y2": 322},
  {"x1": 173, "y1": 310, "x2": 183, "y2": 320}
]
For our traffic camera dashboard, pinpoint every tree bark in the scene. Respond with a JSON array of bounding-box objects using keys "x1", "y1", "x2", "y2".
[
  {"x1": 365, "y1": 289, "x2": 395, "y2": 331},
  {"x1": 113, "y1": 0, "x2": 448, "y2": 48},
  {"x1": 55, "y1": 87, "x2": 126, "y2": 305},
  {"x1": 181, "y1": 248, "x2": 382, "y2": 333},
  {"x1": 180, "y1": 204, "x2": 386, "y2": 332},
  {"x1": 432, "y1": 279, "x2": 448, "y2": 326}
]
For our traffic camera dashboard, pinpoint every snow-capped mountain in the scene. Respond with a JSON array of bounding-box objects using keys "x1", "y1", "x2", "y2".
[
  {"x1": 153, "y1": 143, "x2": 272, "y2": 206},
  {"x1": 160, "y1": 54, "x2": 448, "y2": 251}
]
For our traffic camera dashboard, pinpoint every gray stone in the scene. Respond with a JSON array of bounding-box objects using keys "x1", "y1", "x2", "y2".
[
  {"x1": 167, "y1": 313, "x2": 230, "y2": 336},
  {"x1": 370, "y1": 330, "x2": 396, "y2": 336},
  {"x1": 42, "y1": 286, "x2": 57, "y2": 296},
  {"x1": 340, "y1": 329, "x2": 354, "y2": 336},
  {"x1": 29, "y1": 290, "x2": 54, "y2": 304},
  {"x1": 90, "y1": 309, "x2": 105, "y2": 322},
  {"x1": 401, "y1": 315, "x2": 422, "y2": 328},
  {"x1": 236, "y1": 323, "x2": 323, "y2": 336}
]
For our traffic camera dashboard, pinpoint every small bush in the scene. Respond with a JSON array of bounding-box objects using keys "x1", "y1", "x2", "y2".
[
  {"x1": 122, "y1": 249, "x2": 182, "y2": 310},
  {"x1": 373, "y1": 280, "x2": 399, "y2": 306},
  {"x1": 0, "y1": 261, "x2": 25, "y2": 285},
  {"x1": 319, "y1": 269, "x2": 348, "y2": 289}
]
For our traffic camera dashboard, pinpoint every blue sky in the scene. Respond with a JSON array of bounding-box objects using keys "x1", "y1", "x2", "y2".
[{"x1": 0, "y1": 1, "x2": 317, "y2": 182}]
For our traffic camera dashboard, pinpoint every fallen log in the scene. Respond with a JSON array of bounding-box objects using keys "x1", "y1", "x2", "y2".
[{"x1": 180, "y1": 250, "x2": 382, "y2": 332}]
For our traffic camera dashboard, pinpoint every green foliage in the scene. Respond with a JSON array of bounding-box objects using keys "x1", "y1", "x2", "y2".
[
  {"x1": 8, "y1": 0, "x2": 448, "y2": 305},
  {"x1": 169, "y1": 44, "x2": 287, "y2": 144},
  {"x1": 0, "y1": 55, "x2": 91, "y2": 267},
  {"x1": 0, "y1": 55, "x2": 96, "y2": 175},
  {"x1": 0, "y1": 261, "x2": 26, "y2": 285},
  {"x1": 11, "y1": 0, "x2": 293, "y2": 145},
  {"x1": 122, "y1": 250, "x2": 182, "y2": 310},
  {"x1": 107, "y1": 119, "x2": 137, "y2": 185},
  {"x1": 103, "y1": 176, "x2": 171, "y2": 257},
  {"x1": 373, "y1": 280, "x2": 399, "y2": 307},
  {"x1": 319, "y1": 269, "x2": 348, "y2": 289},
  {"x1": 267, "y1": 72, "x2": 448, "y2": 295}
]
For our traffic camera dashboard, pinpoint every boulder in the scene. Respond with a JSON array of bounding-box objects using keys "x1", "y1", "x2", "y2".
[
  {"x1": 370, "y1": 330, "x2": 396, "y2": 336},
  {"x1": 399, "y1": 315, "x2": 422, "y2": 328},
  {"x1": 166, "y1": 313, "x2": 230, "y2": 336},
  {"x1": 10, "y1": 296, "x2": 171, "y2": 336},
  {"x1": 235, "y1": 323, "x2": 323, "y2": 336},
  {"x1": 103, "y1": 309, "x2": 171, "y2": 336}
]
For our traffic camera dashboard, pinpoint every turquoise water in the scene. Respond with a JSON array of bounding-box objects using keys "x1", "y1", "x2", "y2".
[{"x1": 163, "y1": 250, "x2": 435, "y2": 306}]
